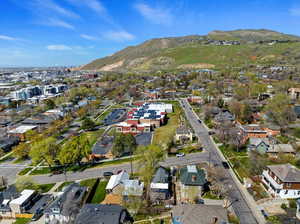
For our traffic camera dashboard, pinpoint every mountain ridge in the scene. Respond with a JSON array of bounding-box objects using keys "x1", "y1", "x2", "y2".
[{"x1": 82, "y1": 29, "x2": 300, "y2": 72}]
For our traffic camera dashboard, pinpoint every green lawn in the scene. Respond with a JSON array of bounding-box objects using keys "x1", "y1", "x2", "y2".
[
  {"x1": 13, "y1": 218, "x2": 31, "y2": 224},
  {"x1": 38, "y1": 183, "x2": 56, "y2": 193},
  {"x1": 18, "y1": 167, "x2": 32, "y2": 176},
  {"x1": 0, "y1": 153, "x2": 14, "y2": 164},
  {"x1": 91, "y1": 181, "x2": 108, "y2": 203},
  {"x1": 30, "y1": 167, "x2": 51, "y2": 175},
  {"x1": 55, "y1": 181, "x2": 74, "y2": 192},
  {"x1": 152, "y1": 101, "x2": 182, "y2": 147}
]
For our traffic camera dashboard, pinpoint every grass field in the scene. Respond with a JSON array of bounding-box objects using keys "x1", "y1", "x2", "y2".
[
  {"x1": 38, "y1": 183, "x2": 56, "y2": 193},
  {"x1": 18, "y1": 167, "x2": 32, "y2": 176},
  {"x1": 152, "y1": 101, "x2": 182, "y2": 147}
]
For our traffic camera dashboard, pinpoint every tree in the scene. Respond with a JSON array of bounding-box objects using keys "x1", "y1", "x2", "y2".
[
  {"x1": 135, "y1": 145, "x2": 164, "y2": 204},
  {"x1": 44, "y1": 99, "x2": 56, "y2": 110},
  {"x1": 112, "y1": 134, "x2": 137, "y2": 158},
  {"x1": 228, "y1": 100, "x2": 244, "y2": 120},
  {"x1": 81, "y1": 117, "x2": 96, "y2": 130},
  {"x1": 29, "y1": 137, "x2": 59, "y2": 168},
  {"x1": 15, "y1": 176, "x2": 38, "y2": 192},
  {"x1": 13, "y1": 143, "x2": 30, "y2": 159},
  {"x1": 264, "y1": 94, "x2": 296, "y2": 130},
  {"x1": 58, "y1": 134, "x2": 91, "y2": 165}
]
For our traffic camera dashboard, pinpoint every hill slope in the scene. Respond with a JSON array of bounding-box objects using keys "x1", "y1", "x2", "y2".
[{"x1": 82, "y1": 29, "x2": 300, "y2": 72}]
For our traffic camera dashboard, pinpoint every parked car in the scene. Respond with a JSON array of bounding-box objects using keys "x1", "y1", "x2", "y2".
[
  {"x1": 31, "y1": 208, "x2": 44, "y2": 221},
  {"x1": 198, "y1": 119, "x2": 202, "y2": 123},
  {"x1": 208, "y1": 131, "x2": 215, "y2": 135},
  {"x1": 222, "y1": 161, "x2": 230, "y2": 169},
  {"x1": 261, "y1": 209, "x2": 268, "y2": 218},
  {"x1": 103, "y1": 171, "x2": 114, "y2": 177},
  {"x1": 176, "y1": 153, "x2": 185, "y2": 157}
]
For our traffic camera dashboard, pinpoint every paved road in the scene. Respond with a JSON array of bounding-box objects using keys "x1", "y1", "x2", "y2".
[
  {"x1": 0, "y1": 159, "x2": 31, "y2": 185},
  {"x1": 181, "y1": 99, "x2": 263, "y2": 224}
]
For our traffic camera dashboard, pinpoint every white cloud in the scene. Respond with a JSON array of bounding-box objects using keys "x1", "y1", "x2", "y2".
[
  {"x1": 80, "y1": 34, "x2": 98, "y2": 40},
  {"x1": 0, "y1": 35, "x2": 18, "y2": 41},
  {"x1": 102, "y1": 31, "x2": 135, "y2": 42},
  {"x1": 290, "y1": 7, "x2": 300, "y2": 16},
  {"x1": 44, "y1": 18, "x2": 75, "y2": 30},
  {"x1": 32, "y1": 0, "x2": 80, "y2": 19},
  {"x1": 47, "y1": 45, "x2": 72, "y2": 50},
  {"x1": 134, "y1": 3, "x2": 173, "y2": 25}
]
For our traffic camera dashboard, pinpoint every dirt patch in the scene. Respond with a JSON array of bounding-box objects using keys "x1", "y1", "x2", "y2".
[{"x1": 100, "y1": 60, "x2": 124, "y2": 71}]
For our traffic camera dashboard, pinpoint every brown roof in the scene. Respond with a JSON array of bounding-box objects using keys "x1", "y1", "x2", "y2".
[{"x1": 267, "y1": 164, "x2": 300, "y2": 182}]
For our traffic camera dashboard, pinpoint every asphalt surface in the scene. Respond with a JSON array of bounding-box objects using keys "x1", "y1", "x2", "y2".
[{"x1": 180, "y1": 99, "x2": 260, "y2": 224}]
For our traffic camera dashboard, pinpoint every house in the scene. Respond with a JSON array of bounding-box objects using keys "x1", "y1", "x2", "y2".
[
  {"x1": 9, "y1": 189, "x2": 39, "y2": 214},
  {"x1": 150, "y1": 167, "x2": 171, "y2": 202},
  {"x1": 248, "y1": 138, "x2": 270, "y2": 153},
  {"x1": 45, "y1": 183, "x2": 87, "y2": 224},
  {"x1": 91, "y1": 136, "x2": 114, "y2": 160},
  {"x1": 75, "y1": 204, "x2": 133, "y2": 224},
  {"x1": 214, "y1": 110, "x2": 235, "y2": 125},
  {"x1": 262, "y1": 164, "x2": 300, "y2": 199},
  {"x1": 0, "y1": 186, "x2": 19, "y2": 218},
  {"x1": 178, "y1": 165, "x2": 207, "y2": 203},
  {"x1": 288, "y1": 88, "x2": 300, "y2": 99},
  {"x1": 171, "y1": 204, "x2": 228, "y2": 224},
  {"x1": 122, "y1": 179, "x2": 144, "y2": 197},
  {"x1": 8, "y1": 125, "x2": 37, "y2": 141},
  {"x1": 266, "y1": 144, "x2": 295, "y2": 157},
  {"x1": 238, "y1": 123, "x2": 280, "y2": 143},
  {"x1": 175, "y1": 126, "x2": 193, "y2": 143},
  {"x1": 106, "y1": 171, "x2": 130, "y2": 194}
]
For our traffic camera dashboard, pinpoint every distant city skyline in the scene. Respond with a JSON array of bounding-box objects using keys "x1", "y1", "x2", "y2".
[{"x1": 1, "y1": 0, "x2": 300, "y2": 66}]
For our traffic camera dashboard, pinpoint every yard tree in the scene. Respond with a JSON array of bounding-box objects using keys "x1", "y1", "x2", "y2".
[
  {"x1": 250, "y1": 83, "x2": 267, "y2": 98},
  {"x1": 81, "y1": 117, "x2": 96, "y2": 130},
  {"x1": 13, "y1": 143, "x2": 30, "y2": 159},
  {"x1": 44, "y1": 99, "x2": 56, "y2": 110},
  {"x1": 228, "y1": 100, "x2": 243, "y2": 120},
  {"x1": 112, "y1": 134, "x2": 137, "y2": 158},
  {"x1": 135, "y1": 144, "x2": 164, "y2": 204},
  {"x1": 29, "y1": 137, "x2": 59, "y2": 168},
  {"x1": 264, "y1": 93, "x2": 295, "y2": 129}
]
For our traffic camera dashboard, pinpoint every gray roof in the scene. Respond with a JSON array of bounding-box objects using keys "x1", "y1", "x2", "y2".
[
  {"x1": 172, "y1": 204, "x2": 228, "y2": 224},
  {"x1": 267, "y1": 164, "x2": 300, "y2": 182},
  {"x1": 75, "y1": 204, "x2": 133, "y2": 224},
  {"x1": 45, "y1": 183, "x2": 87, "y2": 217},
  {"x1": 249, "y1": 138, "x2": 270, "y2": 147},
  {"x1": 176, "y1": 126, "x2": 192, "y2": 135},
  {"x1": 152, "y1": 167, "x2": 170, "y2": 184},
  {"x1": 268, "y1": 144, "x2": 295, "y2": 153}
]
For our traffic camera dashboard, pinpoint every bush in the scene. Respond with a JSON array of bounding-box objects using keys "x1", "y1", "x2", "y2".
[
  {"x1": 281, "y1": 203, "x2": 287, "y2": 209},
  {"x1": 289, "y1": 200, "x2": 297, "y2": 208}
]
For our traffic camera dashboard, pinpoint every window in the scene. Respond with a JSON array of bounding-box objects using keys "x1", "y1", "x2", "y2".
[
  {"x1": 286, "y1": 183, "x2": 292, "y2": 188},
  {"x1": 285, "y1": 190, "x2": 288, "y2": 194},
  {"x1": 117, "y1": 127, "x2": 122, "y2": 132}
]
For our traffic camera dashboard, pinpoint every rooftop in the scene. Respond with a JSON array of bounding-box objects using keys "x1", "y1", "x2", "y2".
[{"x1": 267, "y1": 164, "x2": 300, "y2": 183}]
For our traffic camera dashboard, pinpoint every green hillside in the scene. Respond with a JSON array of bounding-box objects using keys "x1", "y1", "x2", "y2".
[{"x1": 82, "y1": 29, "x2": 300, "y2": 71}]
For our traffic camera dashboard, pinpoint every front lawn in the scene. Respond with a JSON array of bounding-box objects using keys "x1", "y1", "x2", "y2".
[
  {"x1": 13, "y1": 218, "x2": 31, "y2": 224},
  {"x1": 18, "y1": 167, "x2": 32, "y2": 176},
  {"x1": 91, "y1": 180, "x2": 108, "y2": 203},
  {"x1": 38, "y1": 183, "x2": 56, "y2": 193}
]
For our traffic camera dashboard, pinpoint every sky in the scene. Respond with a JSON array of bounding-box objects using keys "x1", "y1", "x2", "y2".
[{"x1": 1, "y1": 0, "x2": 300, "y2": 67}]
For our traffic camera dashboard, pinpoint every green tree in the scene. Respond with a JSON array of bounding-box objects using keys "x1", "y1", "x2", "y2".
[
  {"x1": 112, "y1": 134, "x2": 137, "y2": 158},
  {"x1": 44, "y1": 99, "x2": 56, "y2": 110},
  {"x1": 81, "y1": 117, "x2": 96, "y2": 130},
  {"x1": 13, "y1": 143, "x2": 30, "y2": 159},
  {"x1": 264, "y1": 94, "x2": 295, "y2": 129},
  {"x1": 29, "y1": 137, "x2": 59, "y2": 168},
  {"x1": 135, "y1": 144, "x2": 164, "y2": 204}
]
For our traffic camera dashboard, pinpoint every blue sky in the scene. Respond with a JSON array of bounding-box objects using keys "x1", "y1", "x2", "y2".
[{"x1": 1, "y1": 0, "x2": 300, "y2": 67}]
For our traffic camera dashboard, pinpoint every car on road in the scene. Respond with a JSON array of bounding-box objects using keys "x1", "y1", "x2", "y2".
[
  {"x1": 103, "y1": 171, "x2": 114, "y2": 177},
  {"x1": 208, "y1": 131, "x2": 215, "y2": 135},
  {"x1": 261, "y1": 209, "x2": 268, "y2": 218},
  {"x1": 222, "y1": 161, "x2": 230, "y2": 169},
  {"x1": 198, "y1": 119, "x2": 202, "y2": 123},
  {"x1": 31, "y1": 208, "x2": 44, "y2": 221},
  {"x1": 176, "y1": 153, "x2": 185, "y2": 157}
]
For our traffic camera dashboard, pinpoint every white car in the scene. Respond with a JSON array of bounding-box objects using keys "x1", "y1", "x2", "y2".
[{"x1": 176, "y1": 153, "x2": 185, "y2": 157}]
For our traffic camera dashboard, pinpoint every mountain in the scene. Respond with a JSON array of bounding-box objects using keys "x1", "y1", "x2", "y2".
[{"x1": 82, "y1": 29, "x2": 300, "y2": 72}]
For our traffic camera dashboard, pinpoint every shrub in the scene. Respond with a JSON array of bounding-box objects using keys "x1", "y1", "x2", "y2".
[
  {"x1": 289, "y1": 200, "x2": 297, "y2": 208},
  {"x1": 281, "y1": 203, "x2": 287, "y2": 209}
]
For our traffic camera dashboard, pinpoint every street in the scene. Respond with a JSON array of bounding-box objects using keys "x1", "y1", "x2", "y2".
[{"x1": 180, "y1": 98, "x2": 264, "y2": 224}]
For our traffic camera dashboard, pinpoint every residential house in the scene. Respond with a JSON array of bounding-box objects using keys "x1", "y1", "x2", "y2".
[
  {"x1": 9, "y1": 189, "x2": 39, "y2": 214},
  {"x1": 175, "y1": 126, "x2": 193, "y2": 143},
  {"x1": 0, "y1": 186, "x2": 19, "y2": 218},
  {"x1": 171, "y1": 204, "x2": 228, "y2": 224},
  {"x1": 8, "y1": 125, "x2": 37, "y2": 141},
  {"x1": 91, "y1": 136, "x2": 114, "y2": 160},
  {"x1": 178, "y1": 165, "x2": 207, "y2": 203},
  {"x1": 214, "y1": 110, "x2": 235, "y2": 125},
  {"x1": 45, "y1": 183, "x2": 87, "y2": 224},
  {"x1": 150, "y1": 167, "x2": 171, "y2": 202},
  {"x1": 262, "y1": 164, "x2": 300, "y2": 199},
  {"x1": 75, "y1": 204, "x2": 133, "y2": 224},
  {"x1": 248, "y1": 138, "x2": 270, "y2": 153},
  {"x1": 106, "y1": 171, "x2": 130, "y2": 194}
]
